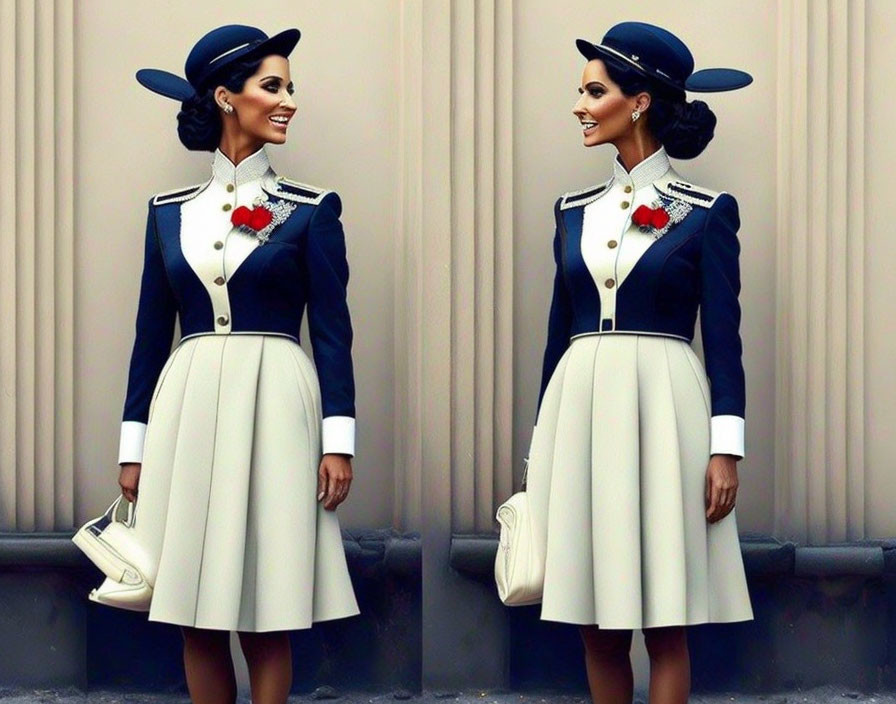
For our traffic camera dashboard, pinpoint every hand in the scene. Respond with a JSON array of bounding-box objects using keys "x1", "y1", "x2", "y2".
[
  {"x1": 317, "y1": 454, "x2": 353, "y2": 511},
  {"x1": 705, "y1": 454, "x2": 739, "y2": 523},
  {"x1": 119, "y1": 463, "x2": 141, "y2": 503}
]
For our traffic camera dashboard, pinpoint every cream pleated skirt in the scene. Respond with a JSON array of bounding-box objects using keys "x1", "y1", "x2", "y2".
[
  {"x1": 526, "y1": 334, "x2": 753, "y2": 629},
  {"x1": 132, "y1": 334, "x2": 359, "y2": 632}
]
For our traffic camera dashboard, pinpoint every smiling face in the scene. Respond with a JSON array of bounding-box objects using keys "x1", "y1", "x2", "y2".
[
  {"x1": 572, "y1": 59, "x2": 649, "y2": 148},
  {"x1": 217, "y1": 54, "x2": 297, "y2": 148}
]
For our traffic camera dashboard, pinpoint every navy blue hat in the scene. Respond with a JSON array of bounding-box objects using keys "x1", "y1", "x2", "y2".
[
  {"x1": 576, "y1": 22, "x2": 752, "y2": 93},
  {"x1": 136, "y1": 24, "x2": 301, "y2": 102}
]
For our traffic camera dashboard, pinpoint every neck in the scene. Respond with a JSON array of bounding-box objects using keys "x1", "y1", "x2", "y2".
[
  {"x1": 217, "y1": 125, "x2": 265, "y2": 166},
  {"x1": 613, "y1": 131, "x2": 662, "y2": 173}
]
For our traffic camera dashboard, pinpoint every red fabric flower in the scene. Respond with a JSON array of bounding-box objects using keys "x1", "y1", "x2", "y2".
[
  {"x1": 631, "y1": 204, "x2": 670, "y2": 230},
  {"x1": 632, "y1": 205, "x2": 653, "y2": 228},
  {"x1": 650, "y1": 207, "x2": 670, "y2": 229},
  {"x1": 231, "y1": 205, "x2": 253, "y2": 228},
  {"x1": 248, "y1": 206, "x2": 273, "y2": 230},
  {"x1": 230, "y1": 205, "x2": 273, "y2": 231}
]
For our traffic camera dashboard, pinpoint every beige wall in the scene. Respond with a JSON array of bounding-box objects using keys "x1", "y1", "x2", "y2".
[
  {"x1": 7, "y1": 0, "x2": 893, "y2": 541},
  {"x1": 72, "y1": 1, "x2": 400, "y2": 530},
  {"x1": 865, "y1": 0, "x2": 896, "y2": 538},
  {"x1": 512, "y1": 0, "x2": 779, "y2": 534}
]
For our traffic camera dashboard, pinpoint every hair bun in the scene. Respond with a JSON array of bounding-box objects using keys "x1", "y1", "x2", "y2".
[
  {"x1": 651, "y1": 99, "x2": 717, "y2": 159},
  {"x1": 177, "y1": 92, "x2": 222, "y2": 152}
]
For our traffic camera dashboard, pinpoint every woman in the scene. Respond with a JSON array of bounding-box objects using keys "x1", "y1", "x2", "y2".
[
  {"x1": 118, "y1": 24, "x2": 358, "y2": 703},
  {"x1": 525, "y1": 22, "x2": 754, "y2": 704}
]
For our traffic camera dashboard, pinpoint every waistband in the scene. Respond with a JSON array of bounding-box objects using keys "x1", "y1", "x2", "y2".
[
  {"x1": 179, "y1": 331, "x2": 299, "y2": 344},
  {"x1": 570, "y1": 330, "x2": 691, "y2": 343}
]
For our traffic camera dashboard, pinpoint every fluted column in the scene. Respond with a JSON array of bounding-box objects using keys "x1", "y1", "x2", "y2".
[
  {"x1": 402, "y1": 0, "x2": 514, "y2": 687},
  {"x1": 449, "y1": 0, "x2": 514, "y2": 533},
  {"x1": 395, "y1": 0, "x2": 514, "y2": 535},
  {"x1": 0, "y1": 0, "x2": 75, "y2": 531},
  {"x1": 774, "y1": 0, "x2": 866, "y2": 544}
]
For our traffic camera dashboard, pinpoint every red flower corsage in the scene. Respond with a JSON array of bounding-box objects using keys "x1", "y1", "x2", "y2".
[
  {"x1": 231, "y1": 205, "x2": 273, "y2": 231},
  {"x1": 632, "y1": 204, "x2": 670, "y2": 230}
]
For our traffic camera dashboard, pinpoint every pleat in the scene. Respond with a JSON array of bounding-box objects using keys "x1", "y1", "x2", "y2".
[
  {"x1": 149, "y1": 337, "x2": 229, "y2": 626},
  {"x1": 540, "y1": 338, "x2": 598, "y2": 623},
  {"x1": 526, "y1": 334, "x2": 753, "y2": 628},
  {"x1": 133, "y1": 340, "x2": 200, "y2": 576},
  {"x1": 637, "y1": 338, "x2": 688, "y2": 627},
  {"x1": 591, "y1": 337, "x2": 642, "y2": 627}
]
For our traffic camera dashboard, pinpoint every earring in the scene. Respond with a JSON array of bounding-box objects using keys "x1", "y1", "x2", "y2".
[
  {"x1": 222, "y1": 103, "x2": 233, "y2": 114},
  {"x1": 631, "y1": 109, "x2": 641, "y2": 123}
]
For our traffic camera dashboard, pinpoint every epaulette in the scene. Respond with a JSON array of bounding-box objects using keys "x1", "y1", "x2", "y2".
[
  {"x1": 559, "y1": 178, "x2": 613, "y2": 210},
  {"x1": 152, "y1": 179, "x2": 211, "y2": 206},
  {"x1": 655, "y1": 179, "x2": 723, "y2": 209},
  {"x1": 263, "y1": 176, "x2": 330, "y2": 205}
]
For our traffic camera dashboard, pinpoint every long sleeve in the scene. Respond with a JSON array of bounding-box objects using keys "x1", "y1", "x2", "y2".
[
  {"x1": 119, "y1": 202, "x2": 178, "y2": 464},
  {"x1": 537, "y1": 198, "x2": 574, "y2": 416},
  {"x1": 699, "y1": 193, "x2": 746, "y2": 458},
  {"x1": 306, "y1": 191, "x2": 356, "y2": 456}
]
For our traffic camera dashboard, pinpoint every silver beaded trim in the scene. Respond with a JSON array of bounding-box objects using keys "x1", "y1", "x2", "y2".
[
  {"x1": 639, "y1": 196, "x2": 692, "y2": 239},
  {"x1": 249, "y1": 197, "x2": 297, "y2": 245}
]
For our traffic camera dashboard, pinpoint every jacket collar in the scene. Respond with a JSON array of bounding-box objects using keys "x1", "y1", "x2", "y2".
[
  {"x1": 212, "y1": 147, "x2": 274, "y2": 186},
  {"x1": 612, "y1": 146, "x2": 671, "y2": 191}
]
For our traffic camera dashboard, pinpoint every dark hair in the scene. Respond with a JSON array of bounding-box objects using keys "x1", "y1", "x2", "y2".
[
  {"x1": 602, "y1": 58, "x2": 717, "y2": 159},
  {"x1": 176, "y1": 56, "x2": 265, "y2": 151}
]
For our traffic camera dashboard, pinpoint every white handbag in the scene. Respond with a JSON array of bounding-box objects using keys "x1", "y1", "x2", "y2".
[
  {"x1": 494, "y1": 461, "x2": 544, "y2": 606},
  {"x1": 71, "y1": 495, "x2": 156, "y2": 612}
]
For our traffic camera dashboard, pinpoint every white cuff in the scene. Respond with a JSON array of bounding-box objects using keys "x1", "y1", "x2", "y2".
[
  {"x1": 322, "y1": 416, "x2": 355, "y2": 457},
  {"x1": 118, "y1": 421, "x2": 147, "y2": 464},
  {"x1": 710, "y1": 415, "x2": 745, "y2": 459}
]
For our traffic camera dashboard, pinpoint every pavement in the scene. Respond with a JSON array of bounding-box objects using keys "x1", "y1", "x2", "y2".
[{"x1": 2, "y1": 688, "x2": 896, "y2": 704}]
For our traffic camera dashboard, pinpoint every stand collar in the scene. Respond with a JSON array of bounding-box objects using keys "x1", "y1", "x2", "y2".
[
  {"x1": 613, "y1": 147, "x2": 671, "y2": 191},
  {"x1": 212, "y1": 147, "x2": 273, "y2": 186}
]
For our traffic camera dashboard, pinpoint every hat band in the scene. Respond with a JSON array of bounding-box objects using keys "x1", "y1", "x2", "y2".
[
  {"x1": 596, "y1": 43, "x2": 684, "y2": 91},
  {"x1": 209, "y1": 42, "x2": 253, "y2": 65}
]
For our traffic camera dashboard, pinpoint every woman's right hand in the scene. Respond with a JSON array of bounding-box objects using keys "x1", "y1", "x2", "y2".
[{"x1": 119, "y1": 463, "x2": 141, "y2": 502}]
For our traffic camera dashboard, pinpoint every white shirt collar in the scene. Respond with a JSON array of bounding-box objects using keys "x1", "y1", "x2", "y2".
[
  {"x1": 212, "y1": 147, "x2": 273, "y2": 186},
  {"x1": 612, "y1": 147, "x2": 671, "y2": 191}
]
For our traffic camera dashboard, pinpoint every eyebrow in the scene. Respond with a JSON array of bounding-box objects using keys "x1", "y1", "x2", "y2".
[{"x1": 584, "y1": 81, "x2": 607, "y2": 90}]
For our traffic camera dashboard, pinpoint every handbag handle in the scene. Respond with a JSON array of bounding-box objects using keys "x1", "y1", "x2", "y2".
[{"x1": 106, "y1": 495, "x2": 137, "y2": 528}]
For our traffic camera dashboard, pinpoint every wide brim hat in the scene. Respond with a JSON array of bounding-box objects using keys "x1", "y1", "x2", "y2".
[
  {"x1": 136, "y1": 24, "x2": 301, "y2": 102},
  {"x1": 576, "y1": 21, "x2": 752, "y2": 93}
]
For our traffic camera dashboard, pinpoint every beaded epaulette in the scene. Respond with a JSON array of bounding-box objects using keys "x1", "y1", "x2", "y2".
[
  {"x1": 559, "y1": 178, "x2": 613, "y2": 210},
  {"x1": 262, "y1": 177, "x2": 330, "y2": 205},
  {"x1": 654, "y1": 180, "x2": 722, "y2": 209}
]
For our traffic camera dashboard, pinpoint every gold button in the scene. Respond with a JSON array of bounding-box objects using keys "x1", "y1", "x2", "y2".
[
  {"x1": 214, "y1": 276, "x2": 226, "y2": 286},
  {"x1": 605, "y1": 279, "x2": 615, "y2": 289},
  {"x1": 226, "y1": 184, "x2": 235, "y2": 193},
  {"x1": 620, "y1": 200, "x2": 630, "y2": 209},
  {"x1": 214, "y1": 241, "x2": 224, "y2": 250},
  {"x1": 222, "y1": 203, "x2": 232, "y2": 212},
  {"x1": 624, "y1": 185, "x2": 632, "y2": 193},
  {"x1": 607, "y1": 240, "x2": 618, "y2": 249},
  {"x1": 217, "y1": 314, "x2": 229, "y2": 325}
]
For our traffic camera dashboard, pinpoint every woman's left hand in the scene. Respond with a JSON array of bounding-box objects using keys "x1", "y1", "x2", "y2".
[
  {"x1": 705, "y1": 454, "x2": 739, "y2": 523},
  {"x1": 318, "y1": 453, "x2": 353, "y2": 511}
]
